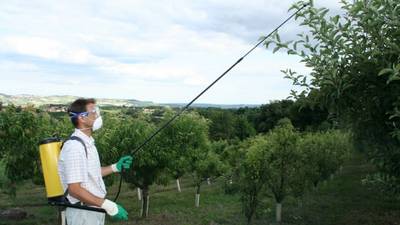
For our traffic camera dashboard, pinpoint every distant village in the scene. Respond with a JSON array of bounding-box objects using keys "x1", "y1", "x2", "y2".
[
  {"x1": 44, "y1": 104, "x2": 68, "y2": 112},
  {"x1": 0, "y1": 102, "x2": 67, "y2": 112}
]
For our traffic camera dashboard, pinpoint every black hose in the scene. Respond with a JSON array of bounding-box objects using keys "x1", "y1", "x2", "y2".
[{"x1": 113, "y1": 168, "x2": 124, "y2": 202}]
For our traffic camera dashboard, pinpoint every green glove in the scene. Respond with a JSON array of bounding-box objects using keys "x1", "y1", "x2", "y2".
[
  {"x1": 101, "y1": 199, "x2": 128, "y2": 221},
  {"x1": 111, "y1": 204, "x2": 128, "y2": 221},
  {"x1": 115, "y1": 155, "x2": 133, "y2": 172}
]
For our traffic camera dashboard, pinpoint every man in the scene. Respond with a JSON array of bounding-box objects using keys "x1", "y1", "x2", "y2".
[{"x1": 58, "y1": 98, "x2": 132, "y2": 224}]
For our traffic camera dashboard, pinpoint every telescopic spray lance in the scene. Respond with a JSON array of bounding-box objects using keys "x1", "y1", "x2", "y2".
[{"x1": 112, "y1": 3, "x2": 310, "y2": 202}]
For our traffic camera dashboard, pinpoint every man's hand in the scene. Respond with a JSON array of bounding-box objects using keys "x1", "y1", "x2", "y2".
[
  {"x1": 101, "y1": 199, "x2": 128, "y2": 221},
  {"x1": 68, "y1": 183, "x2": 128, "y2": 220},
  {"x1": 112, "y1": 156, "x2": 133, "y2": 173}
]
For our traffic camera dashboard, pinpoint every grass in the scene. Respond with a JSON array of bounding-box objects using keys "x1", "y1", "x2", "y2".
[{"x1": 1, "y1": 152, "x2": 400, "y2": 225}]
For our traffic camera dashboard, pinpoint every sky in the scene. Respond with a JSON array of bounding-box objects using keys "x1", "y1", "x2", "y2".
[{"x1": 0, "y1": 0, "x2": 343, "y2": 104}]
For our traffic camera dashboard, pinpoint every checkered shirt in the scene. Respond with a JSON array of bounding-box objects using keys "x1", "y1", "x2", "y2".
[{"x1": 58, "y1": 129, "x2": 106, "y2": 204}]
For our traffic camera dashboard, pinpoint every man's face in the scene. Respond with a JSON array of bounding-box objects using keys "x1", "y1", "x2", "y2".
[
  {"x1": 79, "y1": 103, "x2": 98, "y2": 128},
  {"x1": 86, "y1": 103, "x2": 98, "y2": 120}
]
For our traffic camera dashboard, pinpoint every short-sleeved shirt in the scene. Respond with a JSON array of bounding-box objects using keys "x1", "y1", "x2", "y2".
[{"x1": 58, "y1": 129, "x2": 106, "y2": 204}]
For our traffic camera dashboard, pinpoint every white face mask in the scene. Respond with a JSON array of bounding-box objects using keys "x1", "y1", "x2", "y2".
[{"x1": 92, "y1": 116, "x2": 103, "y2": 131}]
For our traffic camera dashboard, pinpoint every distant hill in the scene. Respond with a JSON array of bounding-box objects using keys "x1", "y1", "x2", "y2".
[
  {"x1": 0, "y1": 93, "x2": 259, "y2": 109},
  {"x1": 0, "y1": 93, "x2": 153, "y2": 107},
  {"x1": 161, "y1": 103, "x2": 259, "y2": 109}
]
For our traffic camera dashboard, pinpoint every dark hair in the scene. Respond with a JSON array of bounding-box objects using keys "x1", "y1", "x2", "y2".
[{"x1": 68, "y1": 98, "x2": 96, "y2": 127}]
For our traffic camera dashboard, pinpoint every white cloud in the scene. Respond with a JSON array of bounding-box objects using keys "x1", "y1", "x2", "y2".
[
  {"x1": 0, "y1": 0, "x2": 343, "y2": 104},
  {"x1": 3, "y1": 37, "x2": 61, "y2": 60},
  {"x1": 1, "y1": 36, "x2": 93, "y2": 64},
  {"x1": 0, "y1": 34, "x2": 206, "y2": 85},
  {"x1": 0, "y1": 61, "x2": 39, "y2": 72}
]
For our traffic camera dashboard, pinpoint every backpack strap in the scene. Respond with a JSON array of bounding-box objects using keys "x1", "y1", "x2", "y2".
[
  {"x1": 60, "y1": 135, "x2": 89, "y2": 203},
  {"x1": 61, "y1": 136, "x2": 88, "y2": 158}
]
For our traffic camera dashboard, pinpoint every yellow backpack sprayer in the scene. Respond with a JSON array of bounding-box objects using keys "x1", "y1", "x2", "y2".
[
  {"x1": 38, "y1": 3, "x2": 308, "y2": 213},
  {"x1": 39, "y1": 137, "x2": 105, "y2": 213}
]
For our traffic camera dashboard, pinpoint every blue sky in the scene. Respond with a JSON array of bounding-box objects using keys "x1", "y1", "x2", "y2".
[{"x1": 0, "y1": 0, "x2": 342, "y2": 104}]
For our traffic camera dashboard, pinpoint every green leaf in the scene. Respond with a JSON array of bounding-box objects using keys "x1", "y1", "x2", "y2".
[
  {"x1": 264, "y1": 40, "x2": 273, "y2": 49},
  {"x1": 320, "y1": 8, "x2": 329, "y2": 18},
  {"x1": 288, "y1": 3, "x2": 299, "y2": 12},
  {"x1": 276, "y1": 33, "x2": 281, "y2": 42},
  {"x1": 332, "y1": 15, "x2": 340, "y2": 24},
  {"x1": 294, "y1": 40, "x2": 304, "y2": 50},
  {"x1": 387, "y1": 74, "x2": 400, "y2": 84},
  {"x1": 378, "y1": 68, "x2": 393, "y2": 76}
]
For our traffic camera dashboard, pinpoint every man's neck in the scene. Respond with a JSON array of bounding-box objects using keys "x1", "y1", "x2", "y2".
[{"x1": 78, "y1": 127, "x2": 92, "y2": 137}]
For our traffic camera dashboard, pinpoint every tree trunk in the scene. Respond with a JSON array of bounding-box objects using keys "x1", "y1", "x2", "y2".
[
  {"x1": 195, "y1": 185, "x2": 201, "y2": 207},
  {"x1": 207, "y1": 178, "x2": 211, "y2": 185},
  {"x1": 245, "y1": 192, "x2": 257, "y2": 225},
  {"x1": 58, "y1": 210, "x2": 66, "y2": 225},
  {"x1": 276, "y1": 202, "x2": 282, "y2": 223},
  {"x1": 313, "y1": 180, "x2": 318, "y2": 189},
  {"x1": 247, "y1": 217, "x2": 251, "y2": 225},
  {"x1": 137, "y1": 187, "x2": 142, "y2": 201},
  {"x1": 146, "y1": 195, "x2": 150, "y2": 217},
  {"x1": 61, "y1": 210, "x2": 66, "y2": 225},
  {"x1": 246, "y1": 206, "x2": 255, "y2": 225},
  {"x1": 297, "y1": 198, "x2": 303, "y2": 208},
  {"x1": 140, "y1": 186, "x2": 150, "y2": 218},
  {"x1": 176, "y1": 179, "x2": 181, "y2": 192}
]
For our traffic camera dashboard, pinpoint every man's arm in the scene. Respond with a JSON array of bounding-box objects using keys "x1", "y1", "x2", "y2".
[
  {"x1": 101, "y1": 156, "x2": 133, "y2": 177},
  {"x1": 68, "y1": 183, "x2": 104, "y2": 207},
  {"x1": 101, "y1": 165, "x2": 114, "y2": 177}
]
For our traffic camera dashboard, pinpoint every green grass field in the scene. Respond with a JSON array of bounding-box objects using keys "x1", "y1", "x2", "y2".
[{"x1": 1, "y1": 153, "x2": 400, "y2": 225}]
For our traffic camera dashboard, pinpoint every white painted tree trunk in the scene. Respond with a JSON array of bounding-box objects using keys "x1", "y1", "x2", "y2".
[
  {"x1": 176, "y1": 179, "x2": 181, "y2": 192},
  {"x1": 207, "y1": 178, "x2": 211, "y2": 185},
  {"x1": 276, "y1": 203, "x2": 282, "y2": 223},
  {"x1": 140, "y1": 198, "x2": 143, "y2": 217},
  {"x1": 145, "y1": 195, "x2": 150, "y2": 216},
  {"x1": 61, "y1": 210, "x2": 66, "y2": 225},
  {"x1": 195, "y1": 194, "x2": 200, "y2": 207},
  {"x1": 140, "y1": 193, "x2": 150, "y2": 217},
  {"x1": 137, "y1": 187, "x2": 142, "y2": 200}
]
